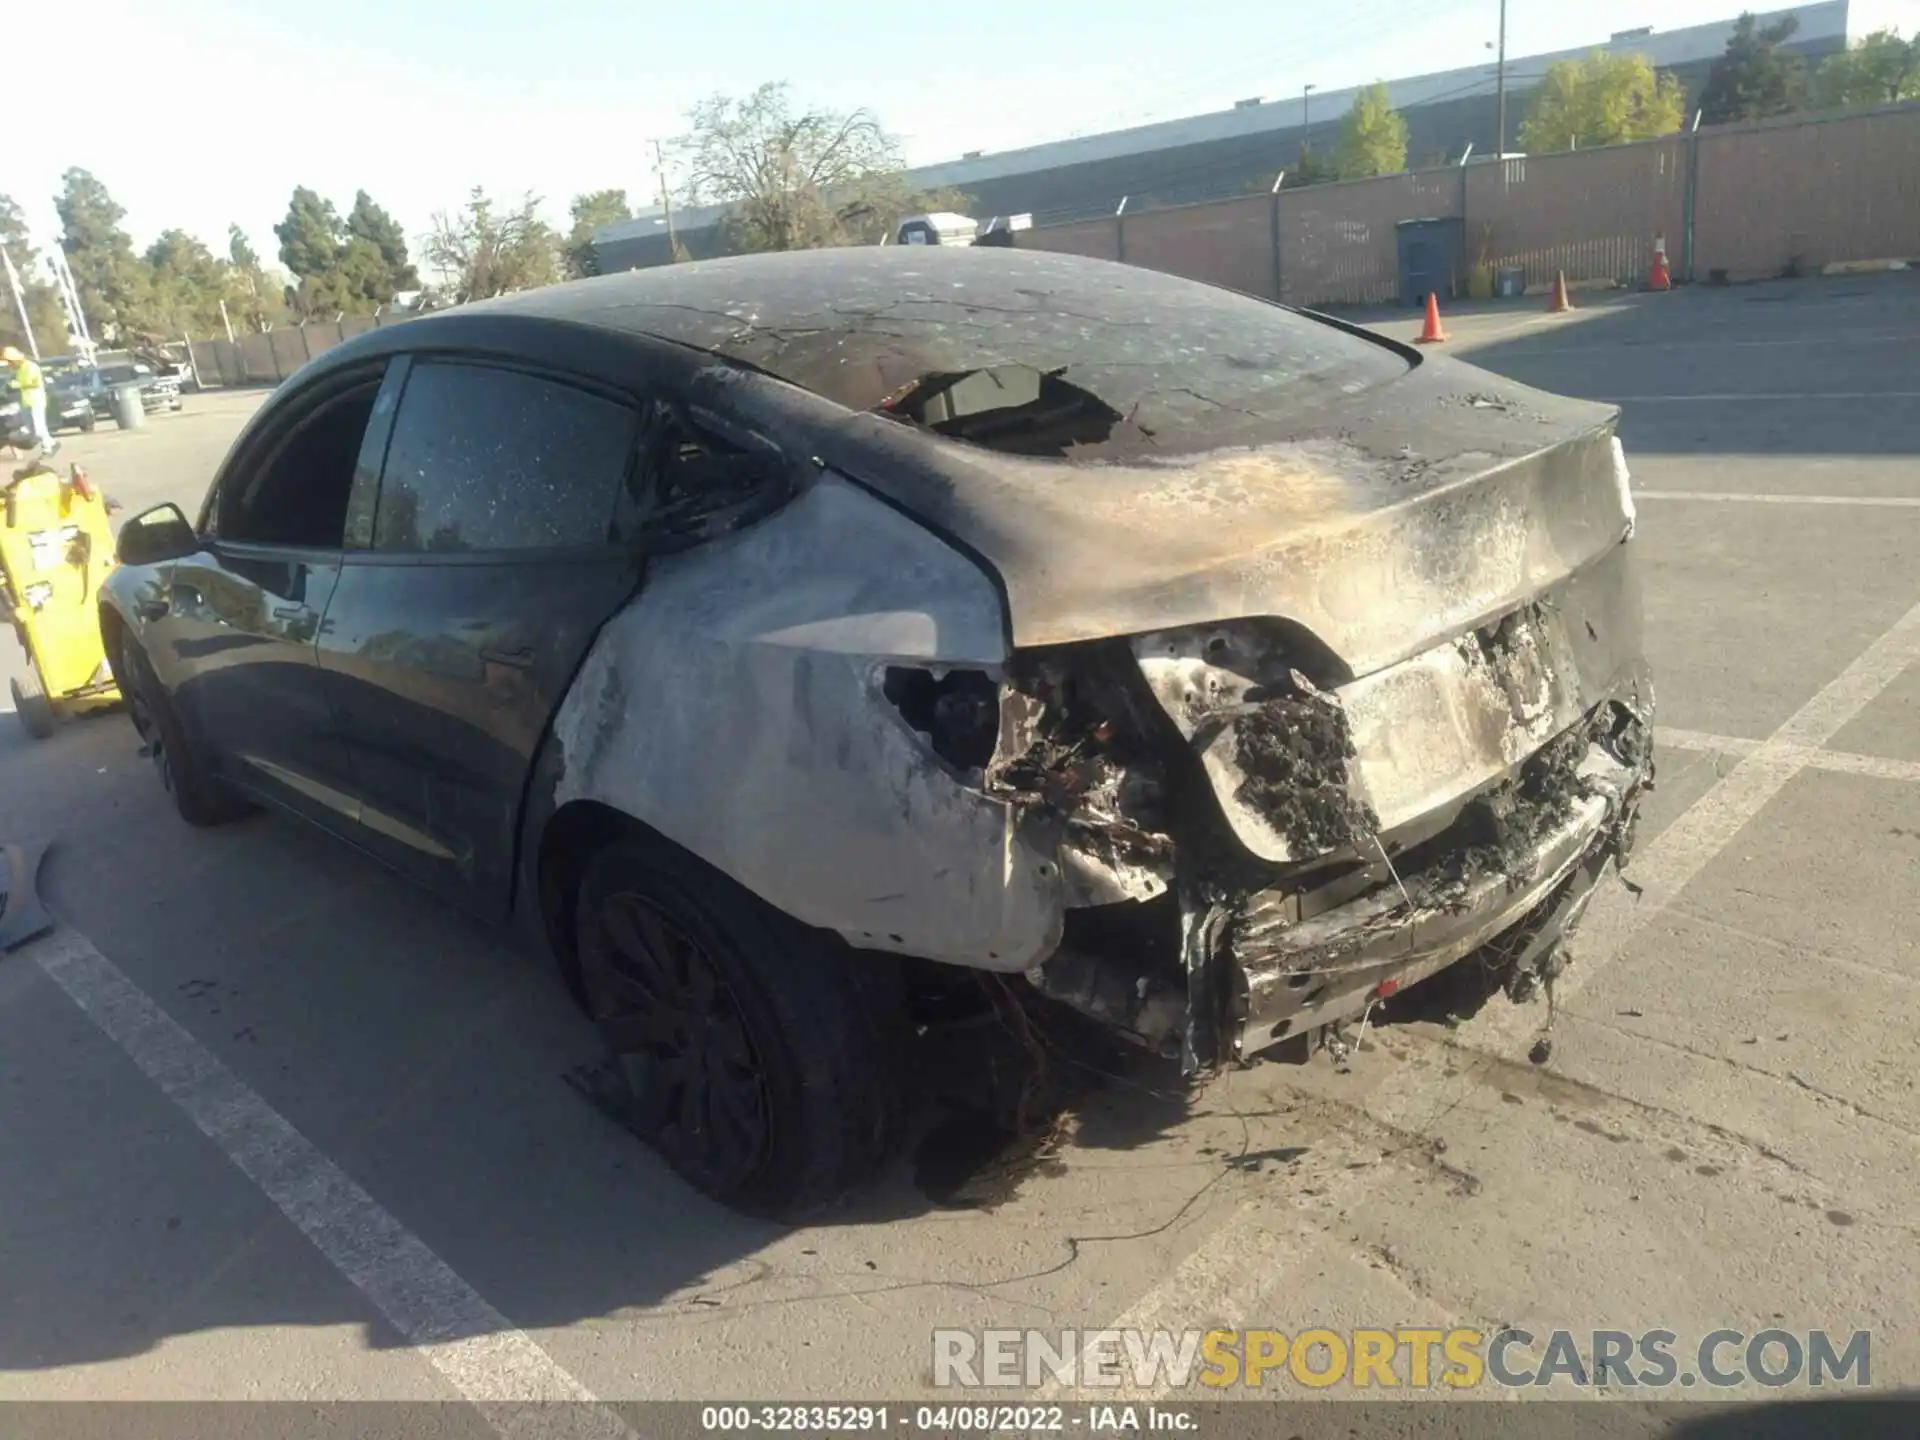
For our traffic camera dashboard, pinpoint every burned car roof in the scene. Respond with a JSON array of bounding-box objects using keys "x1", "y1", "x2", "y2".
[
  {"x1": 464, "y1": 247, "x2": 1410, "y2": 458},
  {"x1": 390, "y1": 249, "x2": 1626, "y2": 669}
]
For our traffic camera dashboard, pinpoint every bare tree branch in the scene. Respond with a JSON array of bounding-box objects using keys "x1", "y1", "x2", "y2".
[
  {"x1": 423, "y1": 188, "x2": 560, "y2": 303},
  {"x1": 673, "y1": 82, "x2": 962, "y2": 253}
]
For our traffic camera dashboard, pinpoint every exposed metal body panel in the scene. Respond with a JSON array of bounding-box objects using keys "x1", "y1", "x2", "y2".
[{"x1": 547, "y1": 472, "x2": 1071, "y2": 971}]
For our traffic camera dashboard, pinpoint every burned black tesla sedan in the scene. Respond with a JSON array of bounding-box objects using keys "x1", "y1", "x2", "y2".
[{"x1": 100, "y1": 247, "x2": 1652, "y2": 1216}]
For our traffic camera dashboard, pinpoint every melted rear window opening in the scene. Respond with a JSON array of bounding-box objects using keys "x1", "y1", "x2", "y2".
[{"x1": 878, "y1": 365, "x2": 1125, "y2": 458}]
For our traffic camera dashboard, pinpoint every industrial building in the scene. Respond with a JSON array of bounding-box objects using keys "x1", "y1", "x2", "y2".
[{"x1": 592, "y1": 1, "x2": 1863, "y2": 272}]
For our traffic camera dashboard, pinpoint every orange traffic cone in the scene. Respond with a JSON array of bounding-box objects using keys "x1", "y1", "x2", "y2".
[
  {"x1": 1649, "y1": 234, "x2": 1672, "y2": 291},
  {"x1": 1547, "y1": 270, "x2": 1575, "y2": 314},
  {"x1": 1415, "y1": 290, "x2": 1447, "y2": 344}
]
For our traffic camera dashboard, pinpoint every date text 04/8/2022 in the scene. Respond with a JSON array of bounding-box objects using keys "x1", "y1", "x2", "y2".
[{"x1": 699, "y1": 1405, "x2": 1199, "y2": 1433}]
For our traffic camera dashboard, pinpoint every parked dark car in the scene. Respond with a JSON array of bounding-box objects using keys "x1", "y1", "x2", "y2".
[
  {"x1": 0, "y1": 379, "x2": 91, "y2": 444},
  {"x1": 99, "y1": 248, "x2": 1652, "y2": 1217},
  {"x1": 92, "y1": 361, "x2": 183, "y2": 416},
  {"x1": 44, "y1": 368, "x2": 102, "y2": 432}
]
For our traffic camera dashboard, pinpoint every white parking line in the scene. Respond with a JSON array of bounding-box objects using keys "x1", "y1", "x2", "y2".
[
  {"x1": 1658, "y1": 726, "x2": 1920, "y2": 783},
  {"x1": 1637, "y1": 491, "x2": 1920, "y2": 508},
  {"x1": 1479, "y1": 593, "x2": 1920, "y2": 1028},
  {"x1": 1498, "y1": 331, "x2": 1920, "y2": 355},
  {"x1": 1606, "y1": 391, "x2": 1920, "y2": 402},
  {"x1": 1063, "y1": 594, "x2": 1920, "y2": 1399},
  {"x1": 30, "y1": 928, "x2": 636, "y2": 1440}
]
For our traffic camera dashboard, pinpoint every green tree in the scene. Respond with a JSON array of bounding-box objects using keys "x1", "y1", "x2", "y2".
[
  {"x1": 0, "y1": 194, "x2": 69, "y2": 354},
  {"x1": 224, "y1": 225, "x2": 286, "y2": 332},
  {"x1": 144, "y1": 229, "x2": 232, "y2": 338},
  {"x1": 1279, "y1": 149, "x2": 1337, "y2": 188},
  {"x1": 1816, "y1": 28, "x2": 1919, "y2": 108},
  {"x1": 276, "y1": 187, "x2": 408, "y2": 318},
  {"x1": 302, "y1": 237, "x2": 400, "y2": 315},
  {"x1": 345, "y1": 190, "x2": 419, "y2": 292},
  {"x1": 677, "y1": 82, "x2": 946, "y2": 251},
  {"x1": 228, "y1": 224, "x2": 260, "y2": 271},
  {"x1": 274, "y1": 187, "x2": 343, "y2": 284},
  {"x1": 1699, "y1": 13, "x2": 1808, "y2": 124},
  {"x1": 1518, "y1": 51, "x2": 1686, "y2": 152},
  {"x1": 1334, "y1": 83, "x2": 1409, "y2": 179},
  {"x1": 565, "y1": 188, "x2": 633, "y2": 278},
  {"x1": 423, "y1": 188, "x2": 560, "y2": 302},
  {"x1": 55, "y1": 168, "x2": 153, "y2": 339}
]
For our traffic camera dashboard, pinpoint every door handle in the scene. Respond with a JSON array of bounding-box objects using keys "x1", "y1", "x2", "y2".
[
  {"x1": 271, "y1": 604, "x2": 305, "y2": 620},
  {"x1": 480, "y1": 645, "x2": 535, "y2": 669}
]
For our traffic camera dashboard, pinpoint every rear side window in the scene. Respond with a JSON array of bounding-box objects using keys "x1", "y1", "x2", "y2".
[
  {"x1": 636, "y1": 407, "x2": 787, "y2": 542},
  {"x1": 373, "y1": 361, "x2": 639, "y2": 553}
]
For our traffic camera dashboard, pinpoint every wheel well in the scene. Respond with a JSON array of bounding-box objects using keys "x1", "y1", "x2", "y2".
[{"x1": 534, "y1": 799, "x2": 656, "y2": 989}]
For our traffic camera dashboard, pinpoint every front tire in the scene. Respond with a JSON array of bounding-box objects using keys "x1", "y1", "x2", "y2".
[
  {"x1": 11, "y1": 668, "x2": 56, "y2": 740},
  {"x1": 115, "y1": 630, "x2": 254, "y2": 826},
  {"x1": 574, "y1": 834, "x2": 908, "y2": 1218}
]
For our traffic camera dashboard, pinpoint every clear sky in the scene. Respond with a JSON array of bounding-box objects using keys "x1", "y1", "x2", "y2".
[{"x1": 10, "y1": 0, "x2": 1907, "y2": 269}]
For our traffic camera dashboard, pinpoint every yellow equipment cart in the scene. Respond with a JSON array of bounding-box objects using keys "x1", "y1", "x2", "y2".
[{"x1": 2, "y1": 462, "x2": 121, "y2": 739}]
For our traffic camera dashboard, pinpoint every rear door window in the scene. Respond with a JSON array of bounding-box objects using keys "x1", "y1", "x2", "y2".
[{"x1": 373, "y1": 361, "x2": 639, "y2": 554}]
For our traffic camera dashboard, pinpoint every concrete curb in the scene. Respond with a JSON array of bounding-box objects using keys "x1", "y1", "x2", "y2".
[{"x1": 1821, "y1": 258, "x2": 1913, "y2": 275}]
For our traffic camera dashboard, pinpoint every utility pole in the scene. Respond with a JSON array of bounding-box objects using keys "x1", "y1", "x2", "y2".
[
  {"x1": 1494, "y1": 0, "x2": 1508, "y2": 158},
  {"x1": 47, "y1": 249, "x2": 92, "y2": 362},
  {"x1": 652, "y1": 139, "x2": 678, "y2": 258},
  {"x1": 0, "y1": 244, "x2": 37, "y2": 359},
  {"x1": 1302, "y1": 83, "x2": 1317, "y2": 162}
]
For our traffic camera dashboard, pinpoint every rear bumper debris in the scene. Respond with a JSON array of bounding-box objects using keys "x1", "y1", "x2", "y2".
[
  {"x1": 1006, "y1": 535, "x2": 1651, "y2": 1069},
  {"x1": 1228, "y1": 724, "x2": 1646, "y2": 1057},
  {"x1": 1020, "y1": 682, "x2": 1652, "y2": 1069}
]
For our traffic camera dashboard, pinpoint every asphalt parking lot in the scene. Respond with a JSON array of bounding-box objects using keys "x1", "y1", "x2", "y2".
[{"x1": 2, "y1": 274, "x2": 1917, "y2": 1422}]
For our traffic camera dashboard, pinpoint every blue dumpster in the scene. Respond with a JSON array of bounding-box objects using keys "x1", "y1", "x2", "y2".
[{"x1": 1396, "y1": 217, "x2": 1464, "y2": 308}]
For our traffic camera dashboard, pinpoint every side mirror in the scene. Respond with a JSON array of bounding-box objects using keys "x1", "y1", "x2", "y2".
[{"x1": 117, "y1": 503, "x2": 199, "y2": 567}]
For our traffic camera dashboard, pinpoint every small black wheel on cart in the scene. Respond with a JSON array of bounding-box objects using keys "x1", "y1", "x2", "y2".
[{"x1": 11, "y1": 667, "x2": 57, "y2": 740}]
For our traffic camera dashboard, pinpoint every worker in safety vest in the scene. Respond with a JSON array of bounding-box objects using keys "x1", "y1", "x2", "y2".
[{"x1": 3, "y1": 345, "x2": 56, "y2": 454}]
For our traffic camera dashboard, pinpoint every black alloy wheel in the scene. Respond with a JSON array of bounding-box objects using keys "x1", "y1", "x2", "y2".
[
  {"x1": 570, "y1": 835, "x2": 909, "y2": 1217},
  {"x1": 115, "y1": 629, "x2": 253, "y2": 826},
  {"x1": 120, "y1": 632, "x2": 176, "y2": 799},
  {"x1": 582, "y1": 887, "x2": 771, "y2": 1195}
]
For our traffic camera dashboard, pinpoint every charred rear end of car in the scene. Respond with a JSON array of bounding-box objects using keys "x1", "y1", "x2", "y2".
[{"x1": 948, "y1": 539, "x2": 1654, "y2": 1074}]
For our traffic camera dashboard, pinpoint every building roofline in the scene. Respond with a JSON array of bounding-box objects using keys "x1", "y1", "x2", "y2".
[{"x1": 597, "y1": 0, "x2": 1848, "y2": 246}]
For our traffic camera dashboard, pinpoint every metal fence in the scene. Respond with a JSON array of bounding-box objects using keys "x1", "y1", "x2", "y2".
[
  {"x1": 1019, "y1": 102, "x2": 1920, "y2": 308},
  {"x1": 186, "y1": 103, "x2": 1917, "y2": 390},
  {"x1": 186, "y1": 312, "x2": 401, "y2": 389}
]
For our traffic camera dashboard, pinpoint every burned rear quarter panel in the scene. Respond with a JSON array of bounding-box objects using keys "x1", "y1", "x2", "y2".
[{"x1": 546, "y1": 471, "x2": 1074, "y2": 970}]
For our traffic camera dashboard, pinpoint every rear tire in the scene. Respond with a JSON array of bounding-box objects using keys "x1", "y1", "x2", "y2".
[
  {"x1": 11, "y1": 668, "x2": 56, "y2": 740},
  {"x1": 115, "y1": 630, "x2": 254, "y2": 826},
  {"x1": 574, "y1": 833, "x2": 908, "y2": 1218}
]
